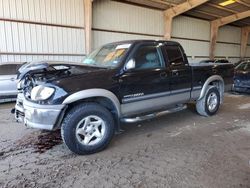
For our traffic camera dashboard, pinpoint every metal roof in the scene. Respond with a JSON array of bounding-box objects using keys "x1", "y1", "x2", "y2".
[{"x1": 114, "y1": 0, "x2": 250, "y2": 27}]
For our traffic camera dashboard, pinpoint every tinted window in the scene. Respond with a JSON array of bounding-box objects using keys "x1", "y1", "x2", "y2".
[
  {"x1": 165, "y1": 45, "x2": 184, "y2": 66},
  {"x1": 236, "y1": 62, "x2": 248, "y2": 71},
  {"x1": 133, "y1": 45, "x2": 162, "y2": 70},
  {"x1": 246, "y1": 62, "x2": 250, "y2": 71},
  {"x1": 235, "y1": 63, "x2": 246, "y2": 70},
  {"x1": 0, "y1": 64, "x2": 20, "y2": 75}
]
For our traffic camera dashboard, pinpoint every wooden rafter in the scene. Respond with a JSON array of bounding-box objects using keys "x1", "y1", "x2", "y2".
[
  {"x1": 191, "y1": 9, "x2": 250, "y2": 25},
  {"x1": 84, "y1": 0, "x2": 93, "y2": 55},
  {"x1": 164, "y1": 0, "x2": 209, "y2": 17},
  {"x1": 236, "y1": 0, "x2": 250, "y2": 8},
  {"x1": 206, "y1": 3, "x2": 238, "y2": 14},
  {"x1": 192, "y1": 9, "x2": 221, "y2": 18},
  {"x1": 241, "y1": 26, "x2": 250, "y2": 59},
  {"x1": 206, "y1": 2, "x2": 250, "y2": 25},
  {"x1": 164, "y1": 0, "x2": 209, "y2": 39},
  {"x1": 210, "y1": 10, "x2": 250, "y2": 59},
  {"x1": 149, "y1": 0, "x2": 175, "y2": 7},
  {"x1": 212, "y1": 10, "x2": 250, "y2": 27}
]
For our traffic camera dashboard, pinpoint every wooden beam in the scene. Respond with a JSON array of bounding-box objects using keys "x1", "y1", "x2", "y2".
[
  {"x1": 191, "y1": 9, "x2": 250, "y2": 25},
  {"x1": 193, "y1": 8, "x2": 250, "y2": 25},
  {"x1": 209, "y1": 10, "x2": 250, "y2": 59},
  {"x1": 206, "y1": 3, "x2": 238, "y2": 14},
  {"x1": 164, "y1": 0, "x2": 209, "y2": 39},
  {"x1": 206, "y1": 3, "x2": 250, "y2": 25},
  {"x1": 212, "y1": 10, "x2": 250, "y2": 26},
  {"x1": 192, "y1": 9, "x2": 222, "y2": 18},
  {"x1": 236, "y1": 0, "x2": 250, "y2": 8},
  {"x1": 84, "y1": 0, "x2": 93, "y2": 55},
  {"x1": 241, "y1": 26, "x2": 250, "y2": 59},
  {"x1": 164, "y1": 0, "x2": 209, "y2": 17},
  {"x1": 149, "y1": 0, "x2": 175, "y2": 7}
]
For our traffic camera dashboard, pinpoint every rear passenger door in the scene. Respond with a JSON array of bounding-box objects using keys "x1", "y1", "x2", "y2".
[{"x1": 164, "y1": 44, "x2": 192, "y2": 102}]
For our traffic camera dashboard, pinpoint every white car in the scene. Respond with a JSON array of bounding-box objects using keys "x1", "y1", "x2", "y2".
[{"x1": 0, "y1": 63, "x2": 22, "y2": 103}]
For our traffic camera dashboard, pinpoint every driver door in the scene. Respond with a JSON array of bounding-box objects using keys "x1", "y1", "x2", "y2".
[{"x1": 118, "y1": 42, "x2": 171, "y2": 116}]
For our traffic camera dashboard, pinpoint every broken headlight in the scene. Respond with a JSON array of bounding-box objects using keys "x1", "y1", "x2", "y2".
[{"x1": 30, "y1": 85, "x2": 55, "y2": 101}]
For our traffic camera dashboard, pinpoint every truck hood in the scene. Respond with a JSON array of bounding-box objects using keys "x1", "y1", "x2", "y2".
[
  {"x1": 17, "y1": 61, "x2": 118, "y2": 95},
  {"x1": 17, "y1": 61, "x2": 107, "y2": 80}
]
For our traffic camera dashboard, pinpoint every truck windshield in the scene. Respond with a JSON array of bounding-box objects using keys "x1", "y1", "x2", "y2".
[{"x1": 82, "y1": 43, "x2": 131, "y2": 68}]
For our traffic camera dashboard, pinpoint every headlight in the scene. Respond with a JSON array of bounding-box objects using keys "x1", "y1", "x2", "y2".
[{"x1": 30, "y1": 85, "x2": 55, "y2": 101}]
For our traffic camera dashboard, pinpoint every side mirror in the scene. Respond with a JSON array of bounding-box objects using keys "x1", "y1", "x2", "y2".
[{"x1": 125, "y1": 59, "x2": 136, "y2": 70}]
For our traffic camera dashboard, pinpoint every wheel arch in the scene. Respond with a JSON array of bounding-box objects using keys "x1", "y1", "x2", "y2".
[
  {"x1": 198, "y1": 75, "x2": 224, "y2": 103},
  {"x1": 63, "y1": 89, "x2": 121, "y2": 116},
  {"x1": 61, "y1": 89, "x2": 122, "y2": 133}
]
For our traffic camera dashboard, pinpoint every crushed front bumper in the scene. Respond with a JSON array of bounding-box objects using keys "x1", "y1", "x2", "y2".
[{"x1": 15, "y1": 94, "x2": 65, "y2": 130}]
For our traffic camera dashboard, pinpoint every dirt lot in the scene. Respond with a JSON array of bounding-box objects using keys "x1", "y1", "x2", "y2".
[{"x1": 0, "y1": 93, "x2": 250, "y2": 188}]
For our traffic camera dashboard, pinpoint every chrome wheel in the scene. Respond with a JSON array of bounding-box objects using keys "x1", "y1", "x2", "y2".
[
  {"x1": 75, "y1": 115, "x2": 106, "y2": 146},
  {"x1": 207, "y1": 92, "x2": 218, "y2": 112}
]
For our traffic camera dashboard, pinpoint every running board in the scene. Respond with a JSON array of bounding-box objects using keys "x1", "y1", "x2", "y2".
[{"x1": 121, "y1": 105, "x2": 187, "y2": 123}]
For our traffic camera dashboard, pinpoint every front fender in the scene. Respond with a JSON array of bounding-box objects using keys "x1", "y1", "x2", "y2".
[{"x1": 62, "y1": 88, "x2": 121, "y2": 116}]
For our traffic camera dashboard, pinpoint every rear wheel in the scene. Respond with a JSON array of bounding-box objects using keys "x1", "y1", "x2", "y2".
[
  {"x1": 196, "y1": 86, "x2": 220, "y2": 117},
  {"x1": 61, "y1": 103, "x2": 115, "y2": 155}
]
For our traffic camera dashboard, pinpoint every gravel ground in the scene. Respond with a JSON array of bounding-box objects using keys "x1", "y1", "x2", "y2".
[{"x1": 0, "y1": 93, "x2": 250, "y2": 188}]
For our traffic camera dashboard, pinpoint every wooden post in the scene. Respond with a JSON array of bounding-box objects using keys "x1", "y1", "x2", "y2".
[
  {"x1": 164, "y1": 15, "x2": 172, "y2": 40},
  {"x1": 209, "y1": 21, "x2": 219, "y2": 60},
  {"x1": 84, "y1": 0, "x2": 93, "y2": 55},
  {"x1": 240, "y1": 27, "x2": 250, "y2": 59},
  {"x1": 209, "y1": 10, "x2": 250, "y2": 60}
]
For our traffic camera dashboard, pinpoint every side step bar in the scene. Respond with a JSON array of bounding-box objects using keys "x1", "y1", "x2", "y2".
[{"x1": 121, "y1": 105, "x2": 187, "y2": 123}]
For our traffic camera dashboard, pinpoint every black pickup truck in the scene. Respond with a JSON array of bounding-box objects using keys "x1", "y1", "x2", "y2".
[{"x1": 14, "y1": 40, "x2": 234, "y2": 154}]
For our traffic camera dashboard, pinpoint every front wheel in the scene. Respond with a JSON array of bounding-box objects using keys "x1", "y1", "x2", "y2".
[
  {"x1": 61, "y1": 103, "x2": 115, "y2": 155},
  {"x1": 196, "y1": 86, "x2": 221, "y2": 117}
]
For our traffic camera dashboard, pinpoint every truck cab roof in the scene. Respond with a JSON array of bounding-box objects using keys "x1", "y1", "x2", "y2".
[{"x1": 106, "y1": 40, "x2": 181, "y2": 46}]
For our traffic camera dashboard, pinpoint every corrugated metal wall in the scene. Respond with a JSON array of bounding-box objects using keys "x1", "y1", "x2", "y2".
[
  {"x1": 93, "y1": 0, "x2": 249, "y2": 63},
  {"x1": 0, "y1": 0, "x2": 249, "y2": 64},
  {"x1": 215, "y1": 26, "x2": 241, "y2": 59},
  {"x1": 0, "y1": 0, "x2": 85, "y2": 64},
  {"x1": 171, "y1": 16, "x2": 210, "y2": 62},
  {"x1": 92, "y1": 0, "x2": 163, "y2": 49},
  {"x1": 93, "y1": 1, "x2": 163, "y2": 35}
]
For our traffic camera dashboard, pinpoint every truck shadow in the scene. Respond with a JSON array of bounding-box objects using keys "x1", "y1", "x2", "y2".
[{"x1": 114, "y1": 105, "x2": 199, "y2": 142}]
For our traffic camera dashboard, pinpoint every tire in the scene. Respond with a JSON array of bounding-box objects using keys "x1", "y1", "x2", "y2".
[
  {"x1": 61, "y1": 103, "x2": 115, "y2": 155},
  {"x1": 196, "y1": 86, "x2": 220, "y2": 117}
]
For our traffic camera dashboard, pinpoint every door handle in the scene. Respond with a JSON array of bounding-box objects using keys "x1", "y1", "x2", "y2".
[
  {"x1": 10, "y1": 78, "x2": 16, "y2": 81},
  {"x1": 172, "y1": 70, "x2": 179, "y2": 76}
]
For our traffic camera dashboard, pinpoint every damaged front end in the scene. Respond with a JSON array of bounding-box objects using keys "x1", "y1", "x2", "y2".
[{"x1": 14, "y1": 61, "x2": 70, "y2": 130}]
